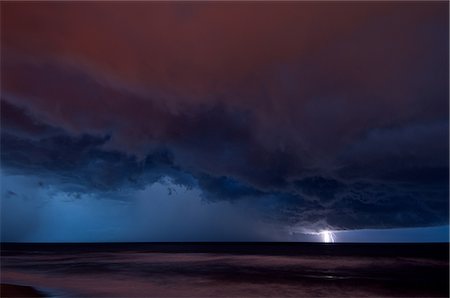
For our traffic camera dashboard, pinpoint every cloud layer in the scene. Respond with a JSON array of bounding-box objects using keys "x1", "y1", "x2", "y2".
[{"x1": 1, "y1": 2, "x2": 448, "y2": 239}]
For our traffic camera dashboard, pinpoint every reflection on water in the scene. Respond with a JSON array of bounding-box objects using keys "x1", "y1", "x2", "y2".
[{"x1": 1, "y1": 243, "x2": 448, "y2": 297}]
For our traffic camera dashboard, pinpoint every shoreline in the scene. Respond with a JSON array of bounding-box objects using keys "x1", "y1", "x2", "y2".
[{"x1": 1, "y1": 283, "x2": 46, "y2": 298}]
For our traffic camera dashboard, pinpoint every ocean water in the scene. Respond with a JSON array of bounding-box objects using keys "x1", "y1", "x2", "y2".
[{"x1": 1, "y1": 243, "x2": 448, "y2": 297}]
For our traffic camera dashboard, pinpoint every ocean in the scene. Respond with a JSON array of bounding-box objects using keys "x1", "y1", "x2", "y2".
[{"x1": 1, "y1": 243, "x2": 448, "y2": 297}]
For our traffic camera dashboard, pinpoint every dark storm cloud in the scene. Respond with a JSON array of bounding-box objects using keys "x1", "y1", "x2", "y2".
[
  {"x1": 1, "y1": 2, "x2": 448, "y2": 231},
  {"x1": 1, "y1": 99, "x2": 60, "y2": 139}
]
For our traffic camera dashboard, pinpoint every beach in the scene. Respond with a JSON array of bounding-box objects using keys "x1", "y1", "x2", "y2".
[{"x1": 1, "y1": 283, "x2": 45, "y2": 297}]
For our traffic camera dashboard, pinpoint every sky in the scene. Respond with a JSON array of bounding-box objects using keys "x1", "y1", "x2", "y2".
[{"x1": 1, "y1": 2, "x2": 449, "y2": 242}]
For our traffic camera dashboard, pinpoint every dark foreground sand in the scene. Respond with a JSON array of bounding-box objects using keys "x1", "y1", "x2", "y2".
[{"x1": 1, "y1": 283, "x2": 44, "y2": 298}]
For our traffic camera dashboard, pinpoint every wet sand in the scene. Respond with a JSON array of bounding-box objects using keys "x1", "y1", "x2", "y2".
[{"x1": 1, "y1": 283, "x2": 45, "y2": 297}]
